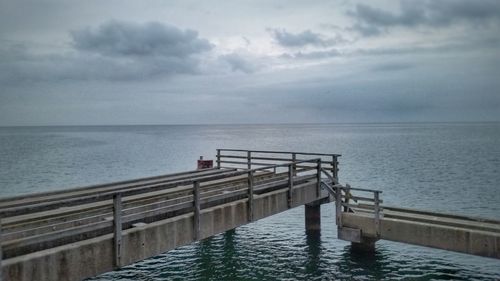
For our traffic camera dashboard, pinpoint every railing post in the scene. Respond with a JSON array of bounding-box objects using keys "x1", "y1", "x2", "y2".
[
  {"x1": 247, "y1": 170, "x2": 254, "y2": 222},
  {"x1": 316, "y1": 159, "x2": 321, "y2": 197},
  {"x1": 287, "y1": 163, "x2": 293, "y2": 208},
  {"x1": 335, "y1": 185, "x2": 342, "y2": 227},
  {"x1": 113, "y1": 193, "x2": 122, "y2": 269},
  {"x1": 344, "y1": 184, "x2": 351, "y2": 212},
  {"x1": 216, "y1": 149, "x2": 221, "y2": 169},
  {"x1": 247, "y1": 151, "x2": 251, "y2": 170},
  {"x1": 292, "y1": 153, "x2": 297, "y2": 176},
  {"x1": 193, "y1": 181, "x2": 201, "y2": 240},
  {"x1": 332, "y1": 155, "x2": 339, "y2": 182},
  {"x1": 374, "y1": 191, "x2": 381, "y2": 238}
]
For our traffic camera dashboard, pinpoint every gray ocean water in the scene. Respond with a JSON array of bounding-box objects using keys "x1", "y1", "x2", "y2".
[{"x1": 0, "y1": 123, "x2": 499, "y2": 280}]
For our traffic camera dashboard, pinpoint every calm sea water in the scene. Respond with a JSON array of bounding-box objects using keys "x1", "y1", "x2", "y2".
[{"x1": 1, "y1": 123, "x2": 499, "y2": 280}]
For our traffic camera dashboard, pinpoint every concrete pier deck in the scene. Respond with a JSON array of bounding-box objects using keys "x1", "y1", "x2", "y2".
[
  {"x1": 326, "y1": 184, "x2": 500, "y2": 259},
  {"x1": 0, "y1": 149, "x2": 338, "y2": 281},
  {"x1": 1, "y1": 148, "x2": 498, "y2": 281}
]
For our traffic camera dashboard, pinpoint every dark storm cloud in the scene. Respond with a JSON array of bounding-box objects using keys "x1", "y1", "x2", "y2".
[
  {"x1": 71, "y1": 21, "x2": 212, "y2": 58},
  {"x1": 0, "y1": 21, "x2": 214, "y2": 83},
  {"x1": 269, "y1": 28, "x2": 342, "y2": 47},
  {"x1": 349, "y1": 0, "x2": 500, "y2": 35}
]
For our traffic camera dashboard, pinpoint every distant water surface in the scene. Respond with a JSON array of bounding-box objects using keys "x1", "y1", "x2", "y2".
[{"x1": 0, "y1": 123, "x2": 499, "y2": 280}]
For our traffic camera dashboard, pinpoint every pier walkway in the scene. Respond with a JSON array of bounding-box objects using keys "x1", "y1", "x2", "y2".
[
  {"x1": 0, "y1": 149, "x2": 498, "y2": 281},
  {"x1": 327, "y1": 182, "x2": 500, "y2": 258}
]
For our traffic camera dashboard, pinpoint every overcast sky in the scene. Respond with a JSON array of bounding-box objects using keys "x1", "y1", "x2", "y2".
[{"x1": 1, "y1": 0, "x2": 499, "y2": 125}]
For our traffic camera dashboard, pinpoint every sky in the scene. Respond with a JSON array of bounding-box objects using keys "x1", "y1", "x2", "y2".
[{"x1": 1, "y1": 0, "x2": 500, "y2": 125}]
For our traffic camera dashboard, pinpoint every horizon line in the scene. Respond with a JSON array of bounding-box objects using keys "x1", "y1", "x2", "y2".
[{"x1": 1, "y1": 121, "x2": 499, "y2": 128}]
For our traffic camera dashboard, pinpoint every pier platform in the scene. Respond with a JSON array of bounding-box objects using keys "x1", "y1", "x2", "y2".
[{"x1": 1, "y1": 149, "x2": 498, "y2": 281}]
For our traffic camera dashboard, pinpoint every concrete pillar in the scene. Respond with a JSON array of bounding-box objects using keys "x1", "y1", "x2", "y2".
[
  {"x1": 351, "y1": 237, "x2": 377, "y2": 252},
  {"x1": 305, "y1": 203, "x2": 321, "y2": 235}
]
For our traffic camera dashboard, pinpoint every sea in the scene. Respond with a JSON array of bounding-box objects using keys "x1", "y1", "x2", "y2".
[{"x1": 0, "y1": 123, "x2": 499, "y2": 280}]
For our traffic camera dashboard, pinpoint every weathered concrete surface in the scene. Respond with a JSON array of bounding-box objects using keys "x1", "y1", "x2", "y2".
[
  {"x1": 305, "y1": 203, "x2": 321, "y2": 234},
  {"x1": 342, "y1": 212, "x2": 500, "y2": 259},
  {"x1": 383, "y1": 207, "x2": 500, "y2": 233},
  {"x1": 0, "y1": 168, "x2": 231, "y2": 211},
  {"x1": 2, "y1": 182, "x2": 327, "y2": 281}
]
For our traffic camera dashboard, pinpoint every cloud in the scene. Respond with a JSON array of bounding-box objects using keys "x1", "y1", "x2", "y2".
[
  {"x1": 350, "y1": 1, "x2": 425, "y2": 28},
  {"x1": 269, "y1": 28, "x2": 342, "y2": 47},
  {"x1": 426, "y1": 0, "x2": 500, "y2": 26},
  {"x1": 219, "y1": 53, "x2": 259, "y2": 74},
  {"x1": 351, "y1": 36, "x2": 500, "y2": 57},
  {"x1": 71, "y1": 20, "x2": 212, "y2": 58},
  {"x1": 348, "y1": 0, "x2": 500, "y2": 36},
  {"x1": 281, "y1": 49, "x2": 340, "y2": 60},
  {"x1": 1, "y1": 21, "x2": 214, "y2": 83},
  {"x1": 349, "y1": 23, "x2": 382, "y2": 37}
]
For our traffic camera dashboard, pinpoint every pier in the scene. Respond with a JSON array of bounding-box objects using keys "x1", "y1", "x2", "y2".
[
  {"x1": 0, "y1": 149, "x2": 498, "y2": 281},
  {"x1": 327, "y1": 184, "x2": 500, "y2": 258}
]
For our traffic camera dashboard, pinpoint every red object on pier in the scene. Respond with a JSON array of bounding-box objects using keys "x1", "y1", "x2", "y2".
[{"x1": 197, "y1": 156, "x2": 213, "y2": 170}]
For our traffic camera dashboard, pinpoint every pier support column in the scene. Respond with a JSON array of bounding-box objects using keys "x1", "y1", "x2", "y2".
[
  {"x1": 305, "y1": 202, "x2": 321, "y2": 235},
  {"x1": 351, "y1": 237, "x2": 377, "y2": 252}
]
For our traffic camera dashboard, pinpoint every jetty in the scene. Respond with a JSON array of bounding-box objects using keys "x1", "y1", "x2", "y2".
[{"x1": 0, "y1": 149, "x2": 499, "y2": 281}]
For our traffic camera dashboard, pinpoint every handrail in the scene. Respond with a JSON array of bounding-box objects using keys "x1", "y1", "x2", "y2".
[
  {"x1": 243, "y1": 158, "x2": 320, "y2": 173},
  {"x1": 0, "y1": 149, "x2": 337, "y2": 263},
  {"x1": 218, "y1": 155, "x2": 334, "y2": 165},
  {"x1": 217, "y1": 148, "x2": 339, "y2": 179},
  {"x1": 333, "y1": 183, "x2": 383, "y2": 238},
  {"x1": 343, "y1": 187, "x2": 382, "y2": 194},
  {"x1": 0, "y1": 168, "x2": 220, "y2": 203},
  {"x1": 0, "y1": 158, "x2": 322, "y2": 218},
  {"x1": 1, "y1": 157, "x2": 326, "y2": 258},
  {"x1": 320, "y1": 168, "x2": 338, "y2": 185},
  {"x1": 217, "y1": 148, "x2": 341, "y2": 157}
]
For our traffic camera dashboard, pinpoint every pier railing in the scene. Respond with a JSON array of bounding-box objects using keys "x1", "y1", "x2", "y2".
[
  {"x1": 0, "y1": 150, "x2": 334, "y2": 268},
  {"x1": 332, "y1": 184, "x2": 383, "y2": 238},
  {"x1": 3, "y1": 148, "x2": 500, "y2": 281},
  {"x1": 216, "y1": 148, "x2": 340, "y2": 179}
]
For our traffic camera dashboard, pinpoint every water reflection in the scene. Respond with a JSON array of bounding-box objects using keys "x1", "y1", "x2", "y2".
[
  {"x1": 221, "y1": 229, "x2": 239, "y2": 280},
  {"x1": 340, "y1": 244, "x2": 387, "y2": 280},
  {"x1": 334, "y1": 243, "x2": 472, "y2": 280},
  {"x1": 197, "y1": 238, "x2": 216, "y2": 280},
  {"x1": 304, "y1": 229, "x2": 323, "y2": 278},
  {"x1": 195, "y1": 229, "x2": 241, "y2": 281}
]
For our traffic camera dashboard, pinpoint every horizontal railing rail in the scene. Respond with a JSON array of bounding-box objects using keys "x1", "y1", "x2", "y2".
[
  {"x1": 216, "y1": 148, "x2": 341, "y2": 157},
  {"x1": 216, "y1": 148, "x2": 340, "y2": 181},
  {"x1": 0, "y1": 161, "x2": 319, "y2": 230},
  {"x1": 0, "y1": 157, "x2": 324, "y2": 217},
  {"x1": 0, "y1": 168, "x2": 233, "y2": 213},
  {"x1": 334, "y1": 184, "x2": 383, "y2": 237},
  {"x1": 0, "y1": 168, "x2": 221, "y2": 204},
  {"x1": 0, "y1": 150, "x2": 332, "y2": 264}
]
